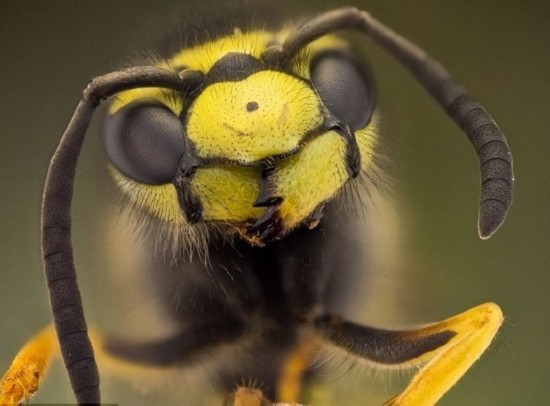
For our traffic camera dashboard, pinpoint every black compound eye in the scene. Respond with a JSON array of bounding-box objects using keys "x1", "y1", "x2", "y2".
[
  {"x1": 310, "y1": 51, "x2": 374, "y2": 131},
  {"x1": 104, "y1": 101, "x2": 185, "y2": 184}
]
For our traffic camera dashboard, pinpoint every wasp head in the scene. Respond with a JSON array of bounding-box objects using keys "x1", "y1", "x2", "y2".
[{"x1": 104, "y1": 31, "x2": 377, "y2": 245}]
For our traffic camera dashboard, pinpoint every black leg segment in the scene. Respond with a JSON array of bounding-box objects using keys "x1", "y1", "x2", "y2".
[{"x1": 314, "y1": 315, "x2": 455, "y2": 365}]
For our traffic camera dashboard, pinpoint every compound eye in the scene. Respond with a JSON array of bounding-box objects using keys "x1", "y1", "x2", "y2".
[
  {"x1": 310, "y1": 52, "x2": 374, "y2": 130},
  {"x1": 104, "y1": 101, "x2": 185, "y2": 184}
]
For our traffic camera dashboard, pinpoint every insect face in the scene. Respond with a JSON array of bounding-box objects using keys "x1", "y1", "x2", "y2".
[{"x1": 104, "y1": 32, "x2": 376, "y2": 245}]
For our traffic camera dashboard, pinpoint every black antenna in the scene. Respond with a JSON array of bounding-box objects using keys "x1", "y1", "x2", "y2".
[
  {"x1": 42, "y1": 67, "x2": 187, "y2": 404},
  {"x1": 271, "y1": 7, "x2": 513, "y2": 239}
]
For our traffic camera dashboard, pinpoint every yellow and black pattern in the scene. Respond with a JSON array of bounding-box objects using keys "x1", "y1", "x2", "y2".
[
  {"x1": 105, "y1": 29, "x2": 378, "y2": 247},
  {"x1": 0, "y1": 6, "x2": 513, "y2": 406}
]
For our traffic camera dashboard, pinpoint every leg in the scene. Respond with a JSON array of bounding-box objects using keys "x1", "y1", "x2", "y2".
[
  {"x1": 0, "y1": 325, "x2": 58, "y2": 405},
  {"x1": 100, "y1": 320, "x2": 245, "y2": 367},
  {"x1": 1, "y1": 321, "x2": 245, "y2": 405},
  {"x1": 314, "y1": 303, "x2": 503, "y2": 405},
  {"x1": 276, "y1": 339, "x2": 313, "y2": 403}
]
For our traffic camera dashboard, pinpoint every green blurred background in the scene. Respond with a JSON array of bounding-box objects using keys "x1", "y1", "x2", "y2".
[{"x1": 1, "y1": 1, "x2": 549, "y2": 404}]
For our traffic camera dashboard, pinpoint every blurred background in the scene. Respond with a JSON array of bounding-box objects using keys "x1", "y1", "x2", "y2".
[{"x1": 1, "y1": 0, "x2": 549, "y2": 404}]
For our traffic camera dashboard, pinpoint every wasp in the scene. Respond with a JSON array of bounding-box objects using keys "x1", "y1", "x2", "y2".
[{"x1": 0, "y1": 6, "x2": 513, "y2": 405}]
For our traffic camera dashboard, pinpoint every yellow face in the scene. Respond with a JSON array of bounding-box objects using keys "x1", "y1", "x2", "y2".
[
  {"x1": 105, "y1": 30, "x2": 378, "y2": 244},
  {"x1": 186, "y1": 70, "x2": 323, "y2": 163}
]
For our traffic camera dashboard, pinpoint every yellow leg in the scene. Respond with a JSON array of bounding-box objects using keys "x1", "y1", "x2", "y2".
[
  {"x1": 276, "y1": 340, "x2": 312, "y2": 403},
  {"x1": 0, "y1": 325, "x2": 59, "y2": 405},
  {"x1": 1, "y1": 325, "x2": 228, "y2": 404},
  {"x1": 315, "y1": 302, "x2": 504, "y2": 406},
  {"x1": 385, "y1": 303, "x2": 503, "y2": 406}
]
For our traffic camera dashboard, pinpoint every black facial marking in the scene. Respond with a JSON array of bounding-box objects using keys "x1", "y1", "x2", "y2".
[
  {"x1": 246, "y1": 101, "x2": 259, "y2": 112},
  {"x1": 174, "y1": 175, "x2": 203, "y2": 224},
  {"x1": 208, "y1": 52, "x2": 264, "y2": 82}
]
